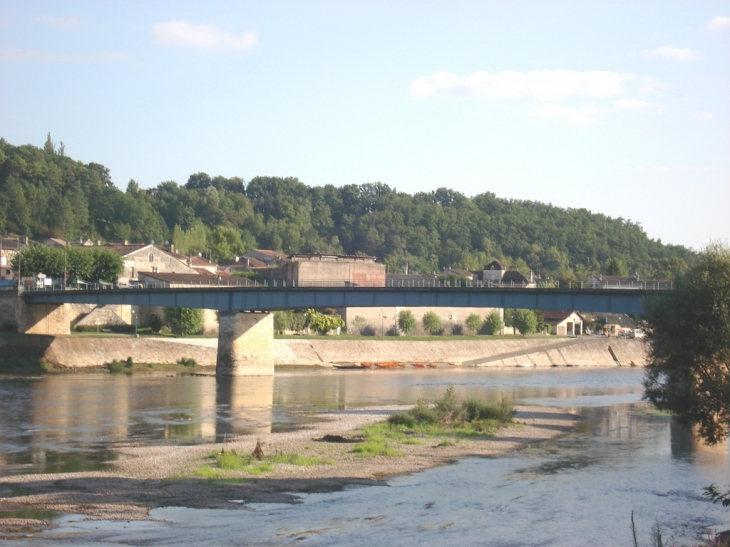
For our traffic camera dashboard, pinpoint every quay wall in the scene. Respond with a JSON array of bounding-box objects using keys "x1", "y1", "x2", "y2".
[{"x1": 0, "y1": 335, "x2": 647, "y2": 369}]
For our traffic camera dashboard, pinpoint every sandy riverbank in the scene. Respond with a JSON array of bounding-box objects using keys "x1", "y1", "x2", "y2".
[{"x1": 0, "y1": 404, "x2": 580, "y2": 534}]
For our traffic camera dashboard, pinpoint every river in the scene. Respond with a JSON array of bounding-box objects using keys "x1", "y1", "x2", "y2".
[{"x1": 1, "y1": 367, "x2": 728, "y2": 546}]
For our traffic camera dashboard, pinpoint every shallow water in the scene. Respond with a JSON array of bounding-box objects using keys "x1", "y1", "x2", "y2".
[{"x1": 2, "y1": 367, "x2": 729, "y2": 545}]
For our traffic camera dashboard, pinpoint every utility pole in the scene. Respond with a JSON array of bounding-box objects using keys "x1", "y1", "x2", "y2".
[
  {"x1": 63, "y1": 241, "x2": 67, "y2": 290},
  {"x1": 17, "y1": 237, "x2": 21, "y2": 294}
]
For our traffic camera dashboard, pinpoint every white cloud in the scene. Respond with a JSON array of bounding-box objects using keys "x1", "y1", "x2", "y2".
[
  {"x1": 707, "y1": 16, "x2": 730, "y2": 31},
  {"x1": 692, "y1": 111, "x2": 716, "y2": 120},
  {"x1": 637, "y1": 165, "x2": 709, "y2": 173},
  {"x1": 638, "y1": 76, "x2": 672, "y2": 96},
  {"x1": 409, "y1": 69, "x2": 632, "y2": 101},
  {"x1": 614, "y1": 99, "x2": 661, "y2": 112},
  {"x1": 529, "y1": 103, "x2": 599, "y2": 125},
  {"x1": 0, "y1": 48, "x2": 126, "y2": 63},
  {"x1": 637, "y1": 45, "x2": 698, "y2": 61},
  {"x1": 152, "y1": 20, "x2": 258, "y2": 52},
  {"x1": 33, "y1": 14, "x2": 81, "y2": 29}
]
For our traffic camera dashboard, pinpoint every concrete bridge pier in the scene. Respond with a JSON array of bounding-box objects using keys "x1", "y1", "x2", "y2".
[{"x1": 216, "y1": 311, "x2": 274, "y2": 376}]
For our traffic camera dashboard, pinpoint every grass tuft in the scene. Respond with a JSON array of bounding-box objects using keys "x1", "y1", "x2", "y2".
[{"x1": 352, "y1": 438, "x2": 403, "y2": 457}]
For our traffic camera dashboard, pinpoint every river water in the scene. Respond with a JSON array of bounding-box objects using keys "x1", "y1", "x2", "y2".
[{"x1": 1, "y1": 367, "x2": 728, "y2": 546}]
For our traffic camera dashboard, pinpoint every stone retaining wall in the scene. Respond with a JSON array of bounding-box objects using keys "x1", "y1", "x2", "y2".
[{"x1": 1, "y1": 335, "x2": 647, "y2": 369}]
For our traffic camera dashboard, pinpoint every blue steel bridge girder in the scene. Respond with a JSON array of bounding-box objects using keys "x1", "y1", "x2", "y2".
[{"x1": 23, "y1": 287, "x2": 659, "y2": 315}]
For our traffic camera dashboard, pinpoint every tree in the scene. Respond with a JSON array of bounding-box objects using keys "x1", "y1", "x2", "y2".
[
  {"x1": 422, "y1": 311, "x2": 442, "y2": 335},
  {"x1": 604, "y1": 257, "x2": 628, "y2": 276},
  {"x1": 503, "y1": 308, "x2": 516, "y2": 336},
  {"x1": 306, "y1": 309, "x2": 344, "y2": 335},
  {"x1": 66, "y1": 248, "x2": 95, "y2": 281},
  {"x1": 89, "y1": 248, "x2": 124, "y2": 283},
  {"x1": 163, "y1": 307, "x2": 203, "y2": 335},
  {"x1": 208, "y1": 225, "x2": 248, "y2": 263},
  {"x1": 43, "y1": 132, "x2": 56, "y2": 155},
  {"x1": 512, "y1": 309, "x2": 538, "y2": 336},
  {"x1": 643, "y1": 243, "x2": 730, "y2": 445},
  {"x1": 13, "y1": 245, "x2": 64, "y2": 278},
  {"x1": 484, "y1": 310, "x2": 504, "y2": 335},
  {"x1": 465, "y1": 313, "x2": 484, "y2": 334},
  {"x1": 397, "y1": 310, "x2": 417, "y2": 334},
  {"x1": 273, "y1": 310, "x2": 292, "y2": 334}
]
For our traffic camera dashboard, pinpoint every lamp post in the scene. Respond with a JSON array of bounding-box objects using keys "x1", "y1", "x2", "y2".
[
  {"x1": 17, "y1": 237, "x2": 21, "y2": 294},
  {"x1": 63, "y1": 242, "x2": 67, "y2": 290}
]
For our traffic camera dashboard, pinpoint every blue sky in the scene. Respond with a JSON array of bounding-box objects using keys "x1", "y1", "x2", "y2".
[{"x1": 1, "y1": 1, "x2": 728, "y2": 249}]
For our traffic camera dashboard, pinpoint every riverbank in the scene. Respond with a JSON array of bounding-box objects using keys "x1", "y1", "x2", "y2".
[
  {"x1": 0, "y1": 334, "x2": 647, "y2": 370},
  {"x1": 0, "y1": 404, "x2": 580, "y2": 529}
]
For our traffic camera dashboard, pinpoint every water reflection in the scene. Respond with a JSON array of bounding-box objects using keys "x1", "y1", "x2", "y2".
[
  {"x1": 671, "y1": 420, "x2": 728, "y2": 464},
  {"x1": 215, "y1": 376, "x2": 274, "y2": 439},
  {"x1": 0, "y1": 374, "x2": 278, "y2": 475},
  {"x1": 0, "y1": 367, "x2": 687, "y2": 476}
]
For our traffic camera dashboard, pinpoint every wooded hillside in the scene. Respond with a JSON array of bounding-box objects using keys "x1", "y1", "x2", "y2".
[{"x1": 0, "y1": 137, "x2": 694, "y2": 280}]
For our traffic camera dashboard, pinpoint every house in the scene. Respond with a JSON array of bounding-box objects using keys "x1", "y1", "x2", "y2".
[
  {"x1": 0, "y1": 238, "x2": 26, "y2": 281},
  {"x1": 480, "y1": 260, "x2": 535, "y2": 287},
  {"x1": 442, "y1": 267, "x2": 475, "y2": 281},
  {"x1": 102, "y1": 243, "x2": 198, "y2": 285},
  {"x1": 218, "y1": 256, "x2": 269, "y2": 275},
  {"x1": 587, "y1": 275, "x2": 671, "y2": 290},
  {"x1": 42, "y1": 238, "x2": 68, "y2": 248},
  {"x1": 242, "y1": 249, "x2": 290, "y2": 267},
  {"x1": 542, "y1": 310, "x2": 585, "y2": 336}
]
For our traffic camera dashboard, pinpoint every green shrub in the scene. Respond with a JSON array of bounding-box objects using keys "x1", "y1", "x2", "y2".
[
  {"x1": 465, "y1": 313, "x2": 483, "y2": 334},
  {"x1": 409, "y1": 399, "x2": 439, "y2": 425},
  {"x1": 396, "y1": 387, "x2": 514, "y2": 430},
  {"x1": 434, "y1": 385, "x2": 462, "y2": 425},
  {"x1": 463, "y1": 397, "x2": 514, "y2": 423},
  {"x1": 164, "y1": 307, "x2": 204, "y2": 335},
  {"x1": 422, "y1": 312, "x2": 442, "y2": 335},
  {"x1": 397, "y1": 310, "x2": 417, "y2": 334},
  {"x1": 387, "y1": 412, "x2": 416, "y2": 428},
  {"x1": 177, "y1": 357, "x2": 198, "y2": 367},
  {"x1": 273, "y1": 310, "x2": 292, "y2": 334},
  {"x1": 484, "y1": 310, "x2": 504, "y2": 335},
  {"x1": 106, "y1": 360, "x2": 127, "y2": 373}
]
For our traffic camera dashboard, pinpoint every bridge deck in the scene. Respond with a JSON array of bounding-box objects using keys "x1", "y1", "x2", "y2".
[{"x1": 23, "y1": 286, "x2": 660, "y2": 314}]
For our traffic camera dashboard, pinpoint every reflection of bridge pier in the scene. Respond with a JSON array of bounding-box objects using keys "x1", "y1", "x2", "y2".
[{"x1": 215, "y1": 376, "x2": 274, "y2": 440}]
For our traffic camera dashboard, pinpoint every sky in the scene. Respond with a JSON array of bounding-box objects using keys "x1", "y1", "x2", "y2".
[{"x1": 0, "y1": 1, "x2": 728, "y2": 250}]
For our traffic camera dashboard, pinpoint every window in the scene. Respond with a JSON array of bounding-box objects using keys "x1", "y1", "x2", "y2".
[{"x1": 149, "y1": 253, "x2": 155, "y2": 262}]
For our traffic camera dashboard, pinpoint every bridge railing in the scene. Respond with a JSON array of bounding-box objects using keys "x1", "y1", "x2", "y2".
[{"x1": 20, "y1": 277, "x2": 672, "y2": 292}]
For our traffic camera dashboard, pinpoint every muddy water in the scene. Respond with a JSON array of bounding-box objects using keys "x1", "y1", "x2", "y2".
[{"x1": 1, "y1": 367, "x2": 729, "y2": 545}]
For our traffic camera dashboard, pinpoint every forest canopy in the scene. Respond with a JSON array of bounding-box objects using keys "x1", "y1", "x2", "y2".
[{"x1": 0, "y1": 137, "x2": 694, "y2": 279}]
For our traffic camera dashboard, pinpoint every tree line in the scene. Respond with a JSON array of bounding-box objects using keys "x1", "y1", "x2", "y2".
[{"x1": 0, "y1": 136, "x2": 694, "y2": 280}]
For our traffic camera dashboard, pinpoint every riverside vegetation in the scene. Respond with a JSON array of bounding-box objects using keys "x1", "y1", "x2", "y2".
[
  {"x1": 354, "y1": 387, "x2": 515, "y2": 456},
  {"x1": 191, "y1": 387, "x2": 516, "y2": 481}
]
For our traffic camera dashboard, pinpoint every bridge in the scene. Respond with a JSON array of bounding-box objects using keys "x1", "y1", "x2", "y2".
[
  {"x1": 24, "y1": 285, "x2": 657, "y2": 315},
  {"x1": 21, "y1": 285, "x2": 662, "y2": 376}
]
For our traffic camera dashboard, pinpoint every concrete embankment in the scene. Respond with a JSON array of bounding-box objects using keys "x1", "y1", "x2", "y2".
[{"x1": 1, "y1": 335, "x2": 647, "y2": 369}]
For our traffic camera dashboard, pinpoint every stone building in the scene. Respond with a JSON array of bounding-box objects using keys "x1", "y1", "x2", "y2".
[
  {"x1": 258, "y1": 254, "x2": 386, "y2": 287},
  {"x1": 542, "y1": 310, "x2": 585, "y2": 336}
]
